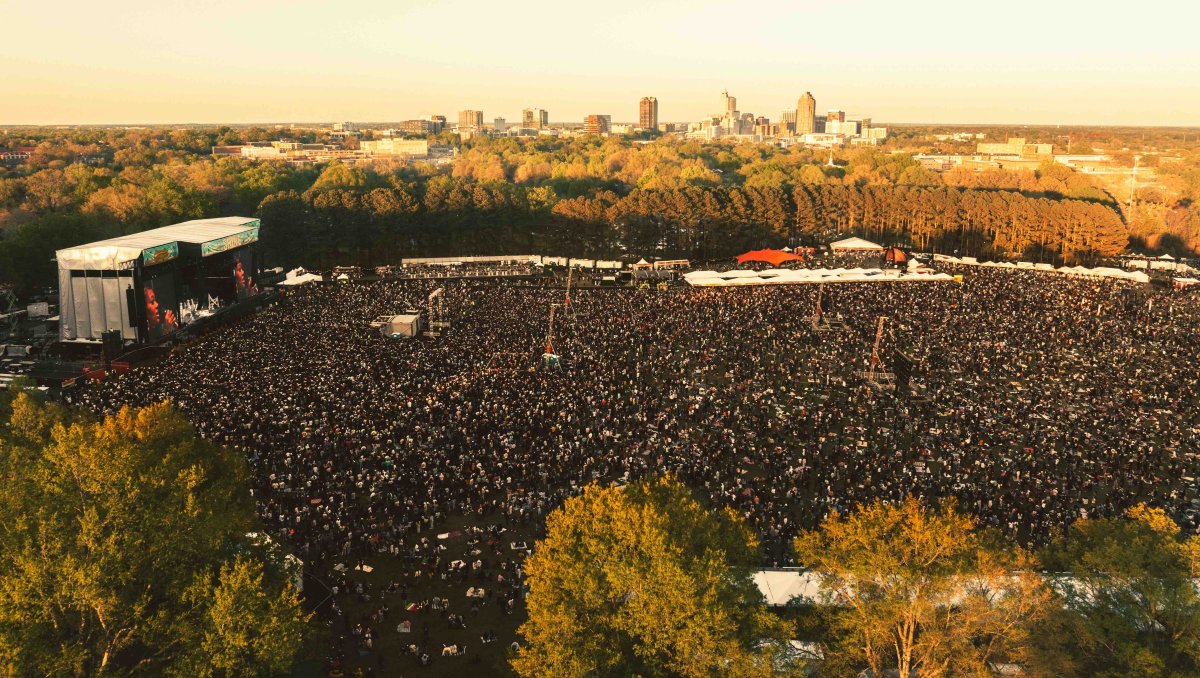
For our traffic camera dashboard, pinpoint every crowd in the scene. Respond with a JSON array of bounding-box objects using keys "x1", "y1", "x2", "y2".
[{"x1": 70, "y1": 267, "x2": 1200, "y2": 671}]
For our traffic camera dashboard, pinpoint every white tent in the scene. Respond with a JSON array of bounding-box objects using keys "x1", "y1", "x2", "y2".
[
  {"x1": 829, "y1": 237, "x2": 884, "y2": 252},
  {"x1": 753, "y1": 569, "x2": 823, "y2": 607}
]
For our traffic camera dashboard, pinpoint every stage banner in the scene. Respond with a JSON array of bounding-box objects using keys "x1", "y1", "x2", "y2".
[
  {"x1": 202, "y1": 223, "x2": 260, "y2": 257},
  {"x1": 142, "y1": 242, "x2": 179, "y2": 266}
]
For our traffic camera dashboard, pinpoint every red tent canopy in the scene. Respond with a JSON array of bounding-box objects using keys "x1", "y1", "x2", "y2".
[{"x1": 736, "y1": 249, "x2": 802, "y2": 266}]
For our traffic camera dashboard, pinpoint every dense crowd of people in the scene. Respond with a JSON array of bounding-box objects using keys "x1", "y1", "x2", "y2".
[{"x1": 69, "y1": 267, "x2": 1200, "y2": 671}]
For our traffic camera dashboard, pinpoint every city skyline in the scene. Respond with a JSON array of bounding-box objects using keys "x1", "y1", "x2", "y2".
[{"x1": 1, "y1": 0, "x2": 1197, "y2": 127}]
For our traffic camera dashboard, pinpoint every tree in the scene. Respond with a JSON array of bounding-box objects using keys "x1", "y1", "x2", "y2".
[
  {"x1": 1030, "y1": 504, "x2": 1200, "y2": 678},
  {"x1": 794, "y1": 498, "x2": 1054, "y2": 678},
  {"x1": 0, "y1": 397, "x2": 311, "y2": 676},
  {"x1": 170, "y1": 557, "x2": 310, "y2": 678},
  {"x1": 513, "y1": 476, "x2": 789, "y2": 678}
]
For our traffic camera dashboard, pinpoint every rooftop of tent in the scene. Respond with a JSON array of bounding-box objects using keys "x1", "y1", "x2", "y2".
[
  {"x1": 828, "y1": 237, "x2": 884, "y2": 251},
  {"x1": 55, "y1": 217, "x2": 260, "y2": 270}
]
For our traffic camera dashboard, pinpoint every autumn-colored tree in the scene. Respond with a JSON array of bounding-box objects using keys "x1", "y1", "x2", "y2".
[
  {"x1": 513, "y1": 476, "x2": 790, "y2": 678},
  {"x1": 1029, "y1": 504, "x2": 1200, "y2": 678},
  {"x1": 0, "y1": 396, "x2": 311, "y2": 676},
  {"x1": 169, "y1": 557, "x2": 311, "y2": 678},
  {"x1": 795, "y1": 497, "x2": 1055, "y2": 678}
]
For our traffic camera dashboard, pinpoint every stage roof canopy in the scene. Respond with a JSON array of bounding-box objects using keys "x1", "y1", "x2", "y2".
[
  {"x1": 829, "y1": 237, "x2": 883, "y2": 251},
  {"x1": 56, "y1": 217, "x2": 260, "y2": 271},
  {"x1": 736, "y1": 249, "x2": 802, "y2": 266}
]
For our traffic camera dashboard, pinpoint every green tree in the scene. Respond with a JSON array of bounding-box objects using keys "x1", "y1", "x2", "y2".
[
  {"x1": 170, "y1": 557, "x2": 310, "y2": 678},
  {"x1": 795, "y1": 498, "x2": 1054, "y2": 678},
  {"x1": 513, "y1": 476, "x2": 789, "y2": 678},
  {"x1": 1031, "y1": 504, "x2": 1200, "y2": 678},
  {"x1": 0, "y1": 397, "x2": 311, "y2": 676}
]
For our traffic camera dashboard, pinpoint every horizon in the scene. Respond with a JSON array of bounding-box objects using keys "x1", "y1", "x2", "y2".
[
  {"x1": 4, "y1": 120, "x2": 1200, "y2": 131},
  {"x1": 2, "y1": 0, "x2": 1197, "y2": 128}
]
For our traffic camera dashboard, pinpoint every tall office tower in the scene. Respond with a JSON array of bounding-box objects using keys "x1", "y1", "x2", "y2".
[
  {"x1": 584, "y1": 114, "x2": 611, "y2": 135},
  {"x1": 458, "y1": 110, "x2": 483, "y2": 131},
  {"x1": 797, "y1": 92, "x2": 816, "y2": 135},
  {"x1": 639, "y1": 96, "x2": 658, "y2": 130},
  {"x1": 721, "y1": 90, "x2": 737, "y2": 115},
  {"x1": 780, "y1": 110, "x2": 798, "y2": 135},
  {"x1": 429, "y1": 115, "x2": 446, "y2": 134},
  {"x1": 494, "y1": 117, "x2": 506, "y2": 133},
  {"x1": 522, "y1": 108, "x2": 549, "y2": 129}
]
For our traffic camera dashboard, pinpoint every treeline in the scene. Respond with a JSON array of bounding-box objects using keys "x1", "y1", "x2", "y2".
[
  {"x1": 257, "y1": 175, "x2": 1129, "y2": 268},
  {"x1": 0, "y1": 130, "x2": 1182, "y2": 295}
]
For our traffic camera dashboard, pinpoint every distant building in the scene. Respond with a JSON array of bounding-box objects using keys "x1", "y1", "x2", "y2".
[
  {"x1": 332, "y1": 122, "x2": 359, "y2": 133},
  {"x1": 779, "y1": 110, "x2": 797, "y2": 135},
  {"x1": 658, "y1": 122, "x2": 677, "y2": 133},
  {"x1": 639, "y1": 96, "x2": 658, "y2": 130},
  {"x1": 458, "y1": 110, "x2": 484, "y2": 131},
  {"x1": 717, "y1": 90, "x2": 744, "y2": 134},
  {"x1": 977, "y1": 137, "x2": 1053, "y2": 156},
  {"x1": 826, "y1": 118, "x2": 860, "y2": 136},
  {"x1": 429, "y1": 115, "x2": 447, "y2": 134},
  {"x1": 721, "y1": 90, "x2": 737, "y2": 115},
  {"x1": 360, "y1": 138, "x2": 431, "y2": 158},
  {"x1": 0, "y1": 146, "x2": 34, "y2": 163},
  {"x1": 397, "y1": 119, "x2": 438, "y2": 134},
  {"x1": 522, "y1": 108, "x2": 549, "y2": 129},
  {"x1": 493, "y1": 117, "x2": 506, "y2": 133},
  {"x1": 584, "y1": 114, "x2": 611, "y2": 135},
  {"x1": 754, "y1": 116, "x2": 772, "y2": 137},
  {"x1": 797, "y1": 92, "x2": 816, "y2": 135},
  {"x1": 800, "y1": 133, "x2": 844, "y2": 148}
]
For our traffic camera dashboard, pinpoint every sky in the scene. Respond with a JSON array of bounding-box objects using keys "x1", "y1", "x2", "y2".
[{"x1": 2, "y1": 0, "x2": 1198, "y2": 127}]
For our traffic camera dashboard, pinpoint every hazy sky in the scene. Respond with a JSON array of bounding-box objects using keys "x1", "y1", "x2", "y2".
[{"x1": 2, "y1": 0, "x2": 1197, "y2": 126}]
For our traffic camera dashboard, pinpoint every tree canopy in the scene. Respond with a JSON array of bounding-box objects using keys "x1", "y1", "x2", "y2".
[
  {"x1": 1030, "y1": 504, "x2": 1200, "y2": 677},
  {"x1": 513, "y1": 476, "x2": 789, "y2": 677},
  {"x1": 0, "y1": 395, "x2": 311, "y2": 676},
  {"x1": 794, "y1": 497, "x2": 1055, "y2": 678},
  {"x1": 4, "y1": 128, "x2": 1194, "y2": 297}
]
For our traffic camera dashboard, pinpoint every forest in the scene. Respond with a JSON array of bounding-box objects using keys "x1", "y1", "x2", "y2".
[{"x1": 1, "y1": 127, "x2": 1198, "y2": 296}]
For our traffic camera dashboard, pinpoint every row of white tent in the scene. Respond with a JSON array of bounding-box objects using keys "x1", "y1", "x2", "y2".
[
  {"x1": 683, "y1": 267, "x2": 953, "y2": 287},
  {"x1": 753, "y1": 568, "x2": 1175, "y2": 608},
  {"x1": 933, "y1": 255, "x2": 1151, "y2": 283},
  {"x1": 399, "y1": 255, "x2": 624, "y2": 269}
]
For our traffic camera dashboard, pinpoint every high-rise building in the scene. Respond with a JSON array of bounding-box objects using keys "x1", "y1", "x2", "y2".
[
  {"x1": 826, "y1": 110, "x2": 846, "y2": 123},
  {"x1": 494, "y1": 117, "x2": 506, "y2": 133},
  {"x1": 797, "y1": 92, "x2": 816, "y2": 135},
  {"x1": 639, "y1": 96, "x2": 658, "y2": 130},
  {"x1": 458, "y1": 110, "x2": 483, "y2": 131},
  {"x1": 584, "y1": 114, "x2": 611, "y2": 135},
  {"x1": 780, "y1": 110, "x2": 798, "y2": 135},
  {"x1": 522, "y1": 108, "x2": 549, "y2": 129},
  {"x1": 429, "y1": 115, "x2": 446, "y2": 134},
  {"x1": 721, "y1": 90, "x2": 736, "y2": 115}
]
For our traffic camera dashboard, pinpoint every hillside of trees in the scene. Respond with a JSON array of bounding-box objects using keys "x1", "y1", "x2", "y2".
[{"x1": 1, "y1": 127, "x2": 1197, "y2": 296}]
